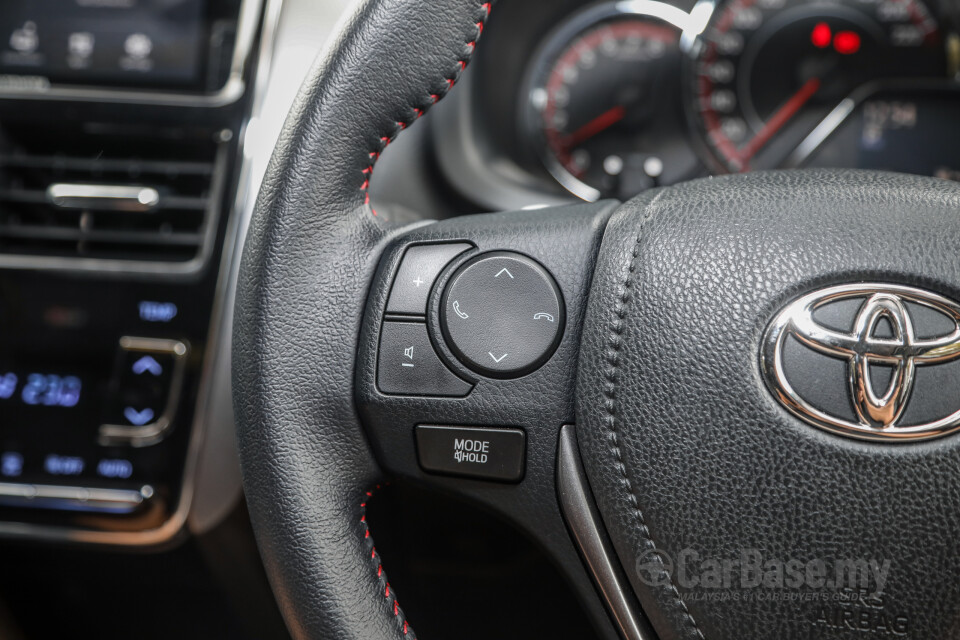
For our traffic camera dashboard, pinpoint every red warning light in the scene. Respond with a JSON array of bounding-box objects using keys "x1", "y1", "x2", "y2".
[
  {"x1": 833, "y1": 30, "x2": 861, "y2": 55},
  {"x1": 811, "y1": 22, "x2": 832, "y2": 48}
]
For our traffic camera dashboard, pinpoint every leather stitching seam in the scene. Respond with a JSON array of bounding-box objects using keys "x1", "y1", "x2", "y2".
[
  {"x1": 600, "y1": 191, "x2": 707, "y2": 640},
  {"x1": 358, "y1": 1, "x2": 493, "y2": 214},
  {"x1": 355, "y1": 6, "x2": 494, "y2": 637},
  {"x1": 361, "y1": 484, "x2": 417, "y2": 638}
]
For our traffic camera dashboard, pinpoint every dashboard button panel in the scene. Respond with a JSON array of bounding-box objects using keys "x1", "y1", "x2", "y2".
[
  {"x1": 441, "y1": 251, "x2": 564, "y2": 377},
  {"x1": 386, "y1": 243, "x2": 472, "y2": 315},
  {"x1": 377, "y1": 322, "x2": 472, "y2": 397}
]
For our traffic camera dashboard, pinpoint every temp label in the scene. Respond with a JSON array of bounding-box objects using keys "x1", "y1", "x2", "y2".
[{"x1": 453, "y1": 438, "x2": 490, "y2": 464}]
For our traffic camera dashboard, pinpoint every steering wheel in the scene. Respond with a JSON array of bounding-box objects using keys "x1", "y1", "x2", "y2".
[{"x1": 232, "y1": 0, "x2": 960, "y2": 638}]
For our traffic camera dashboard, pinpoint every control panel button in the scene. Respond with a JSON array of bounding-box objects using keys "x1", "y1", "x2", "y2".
[
  {"x1": 416, "y1": 425, "x2": 525, "y2": 482},
  {"x1": 386, "y1": 243, "x2": 472, "y2": 315},
  {"x1": 99, "y1": 337, "x2": 188, "y2": 447},
  {"x1": 0, "y1": 452, "x2": 23, "y2": 478},
  {"x1": 110, "y1": 350, "x2": 176, "y2": 428},
  {"x1": 119, "y1": 351, "x2": 176, "y2": 405},
  {"x1": 97, "y1": 458, "x2": 134, "y2": 479},
  {"x1": 377, "y1": 322, "x2": 472, "y2": 397},
  {"x1": 441, "y1": 252, "x2": 564, "y2": 377},
  {"x1": 43, "y1": 454, "x2": 85, "y2": 477},
  {"x1": 137, "y1": 300, "x2": 179, "y2": 324}
]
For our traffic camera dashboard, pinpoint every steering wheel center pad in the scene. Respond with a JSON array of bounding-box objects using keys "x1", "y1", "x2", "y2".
[{"x1": 577, "y1": 170, "x2": 960, "y2": 640}]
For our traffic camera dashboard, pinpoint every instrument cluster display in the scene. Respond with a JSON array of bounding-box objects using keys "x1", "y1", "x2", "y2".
[{"x1": 520, "y1": 0, "x2": 960, "y2": 200}]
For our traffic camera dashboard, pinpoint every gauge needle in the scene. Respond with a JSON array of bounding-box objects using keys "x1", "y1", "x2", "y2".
[
  {"x1": 737, "y1": 77, "x2": 822, "y2": 167},
  {"x1": 561, "y1": 105, "x2": 626, "y2": 149}
]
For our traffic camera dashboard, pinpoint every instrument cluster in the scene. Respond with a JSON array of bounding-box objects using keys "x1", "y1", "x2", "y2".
[{"x1": 511, "y1": 0, "x2": 960, "y2": 201}]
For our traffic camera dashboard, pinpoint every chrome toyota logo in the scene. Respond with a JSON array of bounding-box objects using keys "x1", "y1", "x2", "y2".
[{"x1": 762, "y1": 284, "x2": 960, "y2": 441}]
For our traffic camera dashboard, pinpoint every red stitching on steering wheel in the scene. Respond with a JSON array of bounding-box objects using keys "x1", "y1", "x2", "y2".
[
  {"x1": 356, "y1": 6, "x2": 494, "y2": 635},
  {"x1": 361, "y1": 484, "x2": 417, "y2": 638},
  {"x1": 359, "y1": 2, "x2": 493, "y2": 214}
]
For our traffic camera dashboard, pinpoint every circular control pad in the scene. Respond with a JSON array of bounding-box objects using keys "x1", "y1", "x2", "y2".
[{"x1": 441, "y1": 251, "x2": 564, "y2": 377}]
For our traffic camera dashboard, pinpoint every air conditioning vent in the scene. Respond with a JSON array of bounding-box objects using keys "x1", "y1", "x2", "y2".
[{"x1": 0, "y1": 134, "x2": 227, "y2": 276}]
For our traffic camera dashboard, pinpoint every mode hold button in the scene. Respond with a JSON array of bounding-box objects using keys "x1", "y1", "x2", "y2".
[{"x1": 416, "y1": 425, "x2": 525, "y2": 483}]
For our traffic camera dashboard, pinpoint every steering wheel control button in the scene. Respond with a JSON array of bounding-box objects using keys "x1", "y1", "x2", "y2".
[
  {"x1": 416, "y1": 425, "x2": 525, "y2": 482},
  {"x1": 377, "y1": 322, "x2": 472, "y2": 397},
  {"x1": 441, "y1": 252, "x2": 564, "y2": 377},
  {"x1": 386, "y1": 243, "x2": 472, "y2": 315}
]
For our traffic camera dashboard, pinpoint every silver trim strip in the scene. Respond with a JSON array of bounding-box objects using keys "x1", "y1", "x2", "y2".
[
  {"x1": 0, "y1": 0, "x2": 264, "y2": 107},
  {"x1": 557, "y1": 425, "x2": 657, "y2": 640},
  {"x1": 0, "y1": 482, "x2": 149, "y2": 514}
]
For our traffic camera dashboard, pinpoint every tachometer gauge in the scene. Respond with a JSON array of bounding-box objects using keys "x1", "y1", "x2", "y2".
[
  {"x1": 522, "y1": 2, "x2": 699, "y2": 201},
  {"x1": 687, "y1": 0, "x2": 947, "y2": 173}
]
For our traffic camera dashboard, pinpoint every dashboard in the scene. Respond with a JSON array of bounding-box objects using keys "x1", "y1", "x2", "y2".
[
  {"x1": 0, "y1": 0, "x2": 272, "y2": 546},
  {"x1": 0, "y1": 0, "x2": 950, "y2": 637},
  {"x1": 0, "y1": 1, "x2": 345, "y2": 637},
  {"x1": 428, "y1": 0, "x2": 960, "y2": 208},
  {"x1": 0, "y1": 0, "x2": 953, "y2": 550}
]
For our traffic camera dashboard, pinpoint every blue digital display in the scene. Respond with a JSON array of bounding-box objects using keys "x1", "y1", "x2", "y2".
[
  {"x1": 0, "y1": 373, "x2": 15, "y2": 400},
  {"x1": 0, "y1": 372, "x2": 82, "y2": 408},
  {"x1": 20, "y1": 374, "x2": 82, "y2": 408},
  {"x1": 0, "y1": 0, "x2": 207, "y2": 88}
]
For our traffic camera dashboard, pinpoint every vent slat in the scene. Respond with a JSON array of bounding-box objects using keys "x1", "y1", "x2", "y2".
[
  {"x1": 0, "y1": 225, "x2": 204, "y2": 247},
  {"x1": 156, "y1": 196, "x2": 209, "y2": 211},
  {"x1": 0, "y1": 141, "x2": 221, "y2": 268},
  {"x1": 0, "y1": 190, "x2": 49, "y2": 204},
  {"x1": 0, "y1": 155, "x2": 215, "y2": 176}
]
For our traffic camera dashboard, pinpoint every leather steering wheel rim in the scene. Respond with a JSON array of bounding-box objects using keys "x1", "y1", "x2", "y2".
[
  {"x1": 233, "y1": 1, "x2": 493, "y2": 638},
  {"x1": 233, "y1": 0, "x2": 960, "y2": 637}
]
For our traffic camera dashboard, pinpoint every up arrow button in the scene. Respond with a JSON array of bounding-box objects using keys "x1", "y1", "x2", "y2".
[{"x1": 131, "y1": 355, "x2": 163, "y2": 376}]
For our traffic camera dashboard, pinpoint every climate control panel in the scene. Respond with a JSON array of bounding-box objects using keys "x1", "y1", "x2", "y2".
[{"x1": 0, "y1": 270, "x2": 215, "y2": 537}]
